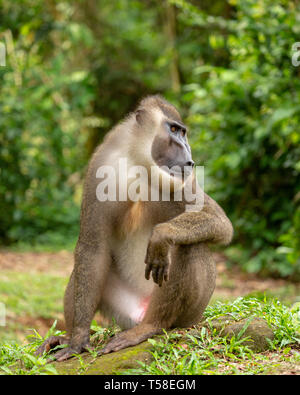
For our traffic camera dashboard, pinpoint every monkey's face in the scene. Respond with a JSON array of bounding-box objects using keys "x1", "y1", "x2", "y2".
[{"x1": 151, "y1": 119, "x2": 194, "y2": 179}]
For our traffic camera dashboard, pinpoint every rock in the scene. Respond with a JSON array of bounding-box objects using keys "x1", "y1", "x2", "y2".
[
  {"x1": 206, "y1": 316, "x2": 274, "y2": 352},
  {"x1": 54, "y1": 341, "x2": 154, "y2": 375},
  {"x1": 52, "y1": 316, "x2": 275, "y2": 374}
]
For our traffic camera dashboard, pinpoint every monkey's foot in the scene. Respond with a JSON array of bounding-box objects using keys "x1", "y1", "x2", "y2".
[
  {"x1": 48, "y1": 345, "x2": 88, "y2": 362},
  {"x1": 100, "y1": 324, "x2": 161, "y2": 354},
  {"x1": 35, "y1": 335, "x2": 69, "y2": 357},
  {"x1": 35, "y1": 335, "x2": 90, "y2": 362}
]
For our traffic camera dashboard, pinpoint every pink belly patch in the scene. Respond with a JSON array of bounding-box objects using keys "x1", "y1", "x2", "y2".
[
  {"x1": 130, "y1": 296, "x2": 151, "y2": 323},
  {"x1": 102, "y1": 272, "x2": 151, "y2": 325}
]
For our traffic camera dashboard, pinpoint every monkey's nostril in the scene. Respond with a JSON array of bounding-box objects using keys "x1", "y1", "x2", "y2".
[{"x1": 186, "y1": 161, "x2": 194, "y2": 168}]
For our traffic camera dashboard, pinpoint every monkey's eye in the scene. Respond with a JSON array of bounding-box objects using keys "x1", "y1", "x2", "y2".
[
  {"x1": 170, "y1": 123, "x2": 187, "y2": 137},
  {"x1": 170, "y1": 124, "x2": 181, "y2": 133}
]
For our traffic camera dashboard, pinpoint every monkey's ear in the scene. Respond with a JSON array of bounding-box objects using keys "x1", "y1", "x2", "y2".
[{"x1": 135, "y1": 109, "x2": 147, "y2": 125}]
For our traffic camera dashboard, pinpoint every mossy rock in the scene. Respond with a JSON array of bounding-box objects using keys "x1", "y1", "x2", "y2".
[
  {"x1": 54, "y1": 341, "x2": 154, "y2": 375},
  {"x1": 205, "y1": 316, "x2": 274, "y2": 352},
  {"x1": 52, "y1": 315, "x2": 274, "y2": 374}
]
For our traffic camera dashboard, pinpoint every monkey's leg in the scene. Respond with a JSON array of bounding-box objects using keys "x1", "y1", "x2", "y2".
[
  {"x1": 101, "y1": 243, "x2": 216, "y2": 354},
  {"x1": 35, "y1": 271, "x2": 75, "y2": 357},
  {"x1": 35, "y1": 271, "x2": 76, "y2": 357},
  {"x1": 37, "y1": 242, "x2": 110, "y2": 361}
]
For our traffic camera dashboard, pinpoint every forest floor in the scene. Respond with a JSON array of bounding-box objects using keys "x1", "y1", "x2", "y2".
[
  {"x1": 0, "y1": 249, "x2": 299, "y2": 374},
  {"x1": 1, "y1": 249, "x2": 299, "y2": 343}
]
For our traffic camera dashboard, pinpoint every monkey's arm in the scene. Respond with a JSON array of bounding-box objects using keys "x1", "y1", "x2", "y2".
[
  {"x1": 156, "y1": 192, "x2": 233, "y2": 245},
  {"x1": 145, "y1": 194, "x2": 233, "y2": 286},
  {"x1": 157, "y1": 202, "x2": 232, "y2": 246}
]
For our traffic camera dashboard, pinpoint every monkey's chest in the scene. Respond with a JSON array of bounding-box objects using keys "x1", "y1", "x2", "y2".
[
  {"x1": 110, "y1": 200, "x2": 184, "y2": 296},
  {"x1": 112, "y1": 226, "x2": 154, "y2": 297}
]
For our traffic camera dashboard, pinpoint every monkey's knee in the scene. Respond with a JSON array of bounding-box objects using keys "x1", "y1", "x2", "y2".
[{"x1": 170, "y1": 243, "x2": 215, "y2": 276}]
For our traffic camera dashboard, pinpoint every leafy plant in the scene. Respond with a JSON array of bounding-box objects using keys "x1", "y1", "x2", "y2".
[{"x1": 123, "y1": 297, "x2": 300, "y2": 375}]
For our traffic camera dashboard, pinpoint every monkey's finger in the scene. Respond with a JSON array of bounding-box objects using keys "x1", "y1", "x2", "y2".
[
  {"x1": 53, "y1": 347, "x2": 76, "y2": 362},
  {"x1": 151, "y1": 265, "x2": 159, "y2": 284},
  {"x1": 157, "y1": 267, "x2": 165, "y2": 287},
  {"x1": 163, "y1": 266, "x2": 169, "y2": 282},
  {"x1": 35, "y1": 343, "x2": 49, "y2": 356},
  {"x1": 35, "y1": 336, "x2": 67, "y2": 356},
  {"x1": 56, "y1": 352, "x2": 73, "y2": 362},
  {"x1": 101, "y1": 336, "x2": 125, "y2": 354},
  {"x1": 102, "y1": 334, "x2": 139, "y2": 354},
  {"x1": 145, "y1": 263, "x2": 152, "y2": 280}
]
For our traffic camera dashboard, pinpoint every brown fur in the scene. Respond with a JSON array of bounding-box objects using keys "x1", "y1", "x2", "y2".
[
  {"x1": 138, "y1": 95, "x2": 182, "y2": 123},
  {"x1": 122, "y1": 201, "x2": 145, "y2": 235},
  {"x1": 36, "y1": 96, "x2": 233, "y2": 361}
]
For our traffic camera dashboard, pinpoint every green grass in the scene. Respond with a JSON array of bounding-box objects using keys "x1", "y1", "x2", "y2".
[
  {"x1": 0, "y1": 271, "x2": 67, "y2": 343},
  {"x1": 0, "y1": 244, "x2": 299, "y2": 375},
  {"x1": 204, "y1": 297, "x2": 300, "y2": 348},
  {"x1": 0, "y1": 322, "x2": 65, "y2": 375},
  {"x1": 122, "y1": 297, "x2": 300, "y2": 375},
  {"x1": 0, "y1": 271, "x2": 66, "y2": 317},
  {"x1": 127, "y1": 331, "x2": 300, "y2": 375},
  {"x1": 0, "y1": 297, "x2": 299, "y2": 375}
]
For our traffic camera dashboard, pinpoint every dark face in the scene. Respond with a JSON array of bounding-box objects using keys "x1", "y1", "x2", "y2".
[{"x1": 151, "y1": 119, "x2": 194, "y2": 178}]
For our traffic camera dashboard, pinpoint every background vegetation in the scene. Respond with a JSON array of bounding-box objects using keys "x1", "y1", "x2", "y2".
[
  {"x1": 0, "y1": 0, "x2": 299, "y2": 376},
  {"x1": 1, "y1": 0, "x2": 299, "y2": 279}
]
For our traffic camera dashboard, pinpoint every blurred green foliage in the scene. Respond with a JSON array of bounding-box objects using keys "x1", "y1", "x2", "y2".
[
  {"x1": 181, "y1": 0, "x2": 300, "y2": 277},
  {"x1": 0, "y1": 0, "x2": 299, "y2": 277},
  {"x1": 0, "y1": 0, "x2": 94, "y2": 243}
]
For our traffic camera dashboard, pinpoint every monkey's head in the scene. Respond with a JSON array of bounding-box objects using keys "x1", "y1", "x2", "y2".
[{"x1": 133, "y1": 95, "x2": 194, "y2": 181}]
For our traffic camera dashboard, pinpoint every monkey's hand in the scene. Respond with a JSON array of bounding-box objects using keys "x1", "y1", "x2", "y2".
[{"x1": 145, "y1": 230, "x2": 171, "y2": 287}]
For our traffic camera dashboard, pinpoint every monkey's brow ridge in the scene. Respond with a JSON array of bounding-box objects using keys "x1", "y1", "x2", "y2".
[{"x1": 159, "y1": 105, "x2": 182, "y2": 123}]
